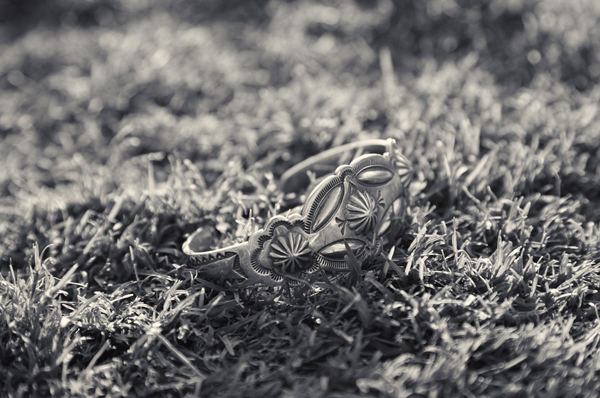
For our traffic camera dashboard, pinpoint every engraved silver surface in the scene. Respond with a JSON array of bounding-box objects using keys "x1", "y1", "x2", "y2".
[{"x1": 182, "y1": 138, "x2": 412, "y2": 287}]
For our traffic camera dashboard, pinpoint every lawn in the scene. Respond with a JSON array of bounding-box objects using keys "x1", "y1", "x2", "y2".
[{"x1": 1, "y1": 0, "x2": 600, "y2": 396}]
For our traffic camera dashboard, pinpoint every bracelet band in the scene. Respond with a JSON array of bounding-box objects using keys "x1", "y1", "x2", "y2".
[{"x1": 182, "y1": 138, "x2": 412, "y2": 287}]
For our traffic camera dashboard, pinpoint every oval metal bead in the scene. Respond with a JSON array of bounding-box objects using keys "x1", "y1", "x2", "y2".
[
  {"x1": 311, "y1": 184, "x2": 344, "y2": 232},
  {"x1": 319, "y1": 239, "x2": 366, "y2": 260},
  {"x1": 355, "y1": 166, "x2": 394, "y2": 186}
]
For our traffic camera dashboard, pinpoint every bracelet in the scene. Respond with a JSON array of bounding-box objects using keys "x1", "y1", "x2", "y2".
[{"x1": 182, "y1": 138, "x2": 412, "y2": 287}]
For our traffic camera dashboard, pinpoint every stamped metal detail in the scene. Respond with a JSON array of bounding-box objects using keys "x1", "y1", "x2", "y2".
[{"x1": 183, "y1": 139, "x2": 413, "y2": 287}]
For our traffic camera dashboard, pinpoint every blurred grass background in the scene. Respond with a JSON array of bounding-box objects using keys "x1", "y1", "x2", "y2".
[
  {"x1": 1, "y1": 0, "x2": 600, "y2": 397},
  {"x1": 2, "y1": 0, "x2": 600, "y2": 265}
]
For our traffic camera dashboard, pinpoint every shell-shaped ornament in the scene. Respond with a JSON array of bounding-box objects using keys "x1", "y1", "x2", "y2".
[
  {"x1": 345, "y1": 190, "x2": 384, "y2": 235},
  {"x1": 269, "y1": 231, "x2": 312, "y2": 274}
]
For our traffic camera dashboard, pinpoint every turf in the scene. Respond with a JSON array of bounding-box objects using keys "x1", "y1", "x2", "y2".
[{"x1": 1, "y1": 0, "x2": 600, "y2": 397}]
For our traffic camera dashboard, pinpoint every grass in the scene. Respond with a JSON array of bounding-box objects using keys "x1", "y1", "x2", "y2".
[{"x1": 1, "y1": 0, "x2": 600, "y2": 396}]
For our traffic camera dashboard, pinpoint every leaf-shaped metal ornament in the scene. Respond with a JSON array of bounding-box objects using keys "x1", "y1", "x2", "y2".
[
  {"x1": 355, "y1": 165, "x2": 394, "y2": 187},
  {"x1": 319, "y1": 239, "x2": 366, "y2": 260},
  {"x1": 303, "y1": 176, "x2": 345, "y2": 233},
  {"x1": 315, "y1": 238, "x2": 369, "y2": 270}
]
